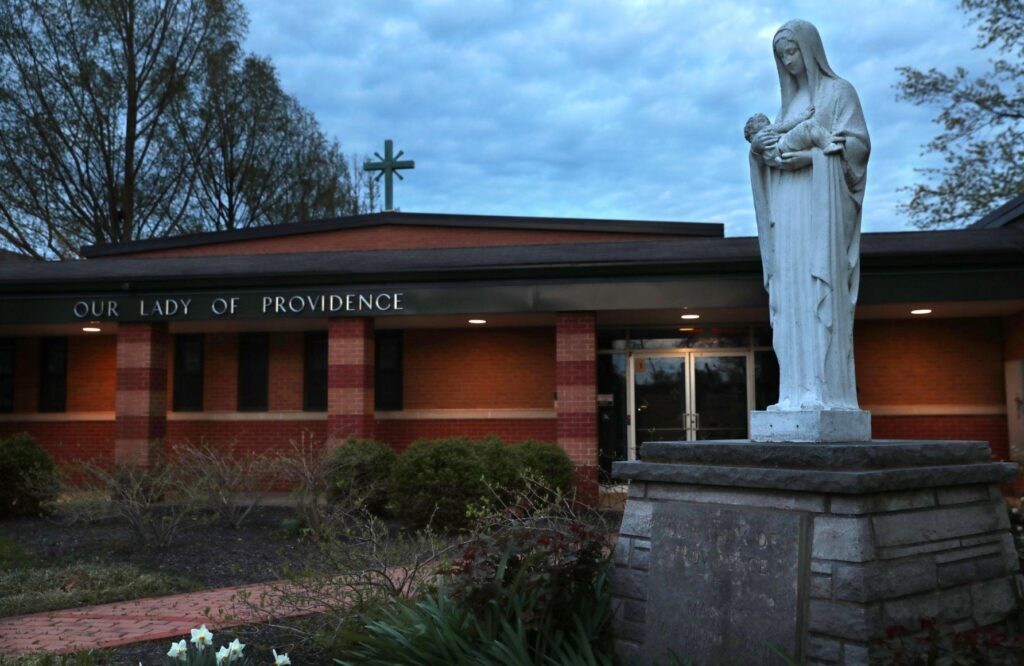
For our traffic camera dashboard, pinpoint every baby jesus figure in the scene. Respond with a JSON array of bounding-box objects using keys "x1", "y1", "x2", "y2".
[{"x1": 744, "y1": 106, "x2": 842, "y2": 166}]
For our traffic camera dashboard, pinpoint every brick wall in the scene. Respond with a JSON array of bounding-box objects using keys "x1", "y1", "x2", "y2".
[
  {"x1": 376, "y1": 418, "x2": 556, "y2": 452},
  {"x1": 166, "y1": 420, "x2": 326, "y2": 455},
  {"x1": 402, "y1": 328, "x2": 555, "y2": 409},
  {"x1": 126, "y1": 225, "x2": 683, "y2": 259},
  {"x1": 856, "y1": 318, "x2": 1009, "y2": 460},
  {"x1": 327, "y1": 318, "x2": 374, "y2": 441},
  {"x1": 114, "y1": 323, "x2": 167, "y2": 466},
  {"x1": 855, "y1": 318, "x2": 1004, "y2": 406},
  {"x1": 67, "y1": 335, "x2": 116, "y2": 411},
  {"x1": 556, "y1": 313, "x2": 599, "y2": 502},
  {"x1": 1004, "y1": 311, "x2": 1024, "y2": 361},
  {"x1": 0, "y1": 420, "x2": 115, "y2": 463}
]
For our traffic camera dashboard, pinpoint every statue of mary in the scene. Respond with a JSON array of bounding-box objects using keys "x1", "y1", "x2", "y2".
[{"x1": 748, "y1": 20, "x2": 871, "y2": 439}]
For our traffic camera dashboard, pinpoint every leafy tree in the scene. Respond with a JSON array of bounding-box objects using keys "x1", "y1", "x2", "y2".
[{"x1": 896, "y1": 0, "x2": 1024, "y2": 228}]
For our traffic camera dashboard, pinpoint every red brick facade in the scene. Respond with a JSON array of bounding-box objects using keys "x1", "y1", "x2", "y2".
[
  {"x1": 556, "y1": 312, "x2": 599, "y2": 502},
  {"x1": 327, "y1": 318, "x2": 374, "y2": 443},
  {"x1": 125, "y1": 225, "x2": 683, "y2": 259},
  {"x1": 0, "y1": 316, "x2": 1015, "y2": 499},
  {"x1": 114, "y1": 323, "x2": 167, "y2": 466}
]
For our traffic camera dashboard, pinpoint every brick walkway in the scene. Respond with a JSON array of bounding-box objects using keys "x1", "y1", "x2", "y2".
[{"x1": 0, "y1": 581, "x2": 326, "y2": 657}]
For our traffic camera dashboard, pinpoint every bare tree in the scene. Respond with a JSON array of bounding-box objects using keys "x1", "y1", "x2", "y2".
[{"x1": 0, "y1": 0, "x2": 244, "y2": 257}]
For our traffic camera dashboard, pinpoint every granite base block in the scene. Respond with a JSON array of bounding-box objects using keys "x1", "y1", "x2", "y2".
[
  {"x1": 612, "y1": 439, "x2": 1021, "y2": 666},
  {"x1": 751, "y1": 409, "x2": 871, "y2": 442}
]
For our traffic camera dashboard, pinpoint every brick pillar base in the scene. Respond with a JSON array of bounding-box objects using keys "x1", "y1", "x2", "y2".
[
  {"x1": 114, "y1": 323, "x2": 168, "y2": 467},
  {"x1": 327, "y1": 318, "x2": 375, "y2": 445},
  {"x1": 556, "y1": 312, "x2": 599, "y2": 503}
]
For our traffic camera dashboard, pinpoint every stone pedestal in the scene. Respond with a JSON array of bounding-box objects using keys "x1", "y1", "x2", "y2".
[
  {"x1": 751, "y1": 409, "x2": 871, "y2": 442},
  {"x1": 611, "y1": 440, "x2": 1021, "y2": 666}
]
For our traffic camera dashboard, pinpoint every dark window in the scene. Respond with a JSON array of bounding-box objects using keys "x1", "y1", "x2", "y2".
[
  {"x1": 173, "y1": 335, "x2": 204, "y2": 412},
  {"x1": 39, "y1": 337, "x2": 66, "y2": 412},
  {"x1": 237, "y1": 333, "x2": 269, "y2": 411},
  {"x1": 304, "y1": 331, "x2": 327, "y2": 412},
  {"x1": 0, "y1": 338, "x2": 14, "y2": 412},
  {"x1": 375, "y1": 330, "x2": 403, "y2": 411}
]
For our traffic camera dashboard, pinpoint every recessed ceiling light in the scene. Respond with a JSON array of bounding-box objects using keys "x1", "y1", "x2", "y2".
[
  {"x1": 910, "y1": 309, "x2": 932, "y2": 315},
  {"x1": 680, "y1": 314, "x2": 700, "y2": 320},
  {"x1": 82, "y1": 326, "x2": 101, "y2": 333},
  {"x1": 468, "y1": 319, "x2": 487, "y2": 325}
]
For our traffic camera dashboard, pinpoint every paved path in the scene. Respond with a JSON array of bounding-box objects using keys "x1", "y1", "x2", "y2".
[{"x1": 0, "y1": 581, "x2": 326, "y2": 657}]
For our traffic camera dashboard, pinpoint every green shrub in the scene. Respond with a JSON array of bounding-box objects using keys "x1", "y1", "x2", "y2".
[
  {"x1": 0, "y1": 433, "x2": 58, "y2": 518},
  {"x1": 325, "y1": 438, "x2": 397, "y2": 515},
  {"x1": 514, "y1": 440, "x2": 574, "y2": 494},
  {"x1": 390, "y1": 437, "x2": 488, "y2": 530}
]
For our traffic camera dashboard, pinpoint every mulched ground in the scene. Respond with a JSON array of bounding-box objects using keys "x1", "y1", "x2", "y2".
[{"x1": 0, "y1": 506, "x2": 320, "y2": 589}]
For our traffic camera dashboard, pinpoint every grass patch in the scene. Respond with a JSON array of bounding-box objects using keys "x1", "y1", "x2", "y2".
[
  {"x1": 0, "y1": 536, "x2": 199, "y2": 617},
  {"x1": 0, "y1": 651, "x2": 110, "y2": 665}
]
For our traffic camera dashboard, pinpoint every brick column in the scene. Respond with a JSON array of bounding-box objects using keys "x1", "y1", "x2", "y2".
[
  {"x1": 114, "y1": 323, "x2": 168, "y2": 466},
  {"x1": 327, "y1": 318, "x2": 375, "y2": 444},
  {"x1": 556, "y1": 312, "x2": 598, "y2": 503}
]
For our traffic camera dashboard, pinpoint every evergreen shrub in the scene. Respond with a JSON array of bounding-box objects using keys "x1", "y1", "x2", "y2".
[
  {"x1": 324, "y1": 438, "x2": 397, "y2": 515},
  {"x1": 390, "y1": 437, "x2": 488, "y2": 530},
  {"x1": 514, "y1": 439, "x2": 574, "y2": 494},
  {"x1": 0, "y1": 433, "x2": 58, "y2": 518}
]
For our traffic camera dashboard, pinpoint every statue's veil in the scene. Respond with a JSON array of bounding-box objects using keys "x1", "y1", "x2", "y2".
[{"x1": 773, "y1": 19, "x2": 837, "y2": 116}]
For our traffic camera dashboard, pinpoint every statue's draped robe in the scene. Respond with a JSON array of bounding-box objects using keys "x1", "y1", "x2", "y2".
[{"x1": 749, "y1": 76, "x2": 870, "y2": 410}]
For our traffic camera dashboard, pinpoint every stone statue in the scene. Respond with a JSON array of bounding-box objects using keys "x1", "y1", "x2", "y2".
[{"x1": 746, "y1": 20, "x2": 870, "y2": 437}]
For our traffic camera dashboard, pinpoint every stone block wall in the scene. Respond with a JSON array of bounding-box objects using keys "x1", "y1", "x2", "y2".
[{"x1": 613, "y1": 481, "x2": 1022, "y2": 666}]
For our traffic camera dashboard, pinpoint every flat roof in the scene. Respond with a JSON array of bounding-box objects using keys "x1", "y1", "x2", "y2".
[
  {"x1": 4, "y1": 227, "x2": 1022, "y2": 293},
  {"x1": 80, "y1": 211, "x2": 725, "y2": 258}
]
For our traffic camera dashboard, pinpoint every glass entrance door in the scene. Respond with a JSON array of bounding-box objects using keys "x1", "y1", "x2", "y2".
[{"x1": 629, "y1": 351, "x2": 752, "y2": 458}]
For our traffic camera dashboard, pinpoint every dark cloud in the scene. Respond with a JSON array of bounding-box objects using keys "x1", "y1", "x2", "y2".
[{"x1": 243, "y1": 1, "x2": 994, "y2": 235}]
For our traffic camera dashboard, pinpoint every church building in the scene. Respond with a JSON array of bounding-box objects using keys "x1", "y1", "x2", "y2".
[{"x1": 0, "y1": 198, "x2": 1021, "y2": 499}]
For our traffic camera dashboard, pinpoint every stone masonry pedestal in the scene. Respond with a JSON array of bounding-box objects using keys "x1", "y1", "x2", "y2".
[{"x1": 611, "y1": 440, "x2": 1021, "y2": 666}]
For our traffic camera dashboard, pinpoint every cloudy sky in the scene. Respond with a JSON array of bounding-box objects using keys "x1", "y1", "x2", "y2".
[{"x1": 242, "y1": 1, "x2": 994, "y2": 237}]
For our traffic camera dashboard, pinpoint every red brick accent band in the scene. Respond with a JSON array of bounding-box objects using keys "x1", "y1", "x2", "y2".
[
  {"x1": 873, "y1": 414, "x2": 1009, "y2": 461},
  {"x1": 115, "y1": 367, "x2": 167, "y2": 391},
  {"x1": 556, "y1": 312, "x2": 598, "y2": 501},
  {"x1": 327, "y1": 318, "x2": 374, "y2": 442},
  {"x1": 115, "y1": 323, "x2": 168, "y2": 466},
  {"x1": 376, "y1": 418, "x2": 557, "y2": 452}
]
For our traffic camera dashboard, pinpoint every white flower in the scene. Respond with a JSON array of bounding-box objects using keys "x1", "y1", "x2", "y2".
[
  {"x1": 190, "y1": 624, "x2": 214, "y2": 651},
  {"x1": 167, "y1": 639, "x2": 188, "y2": 661},
  {"x1": 227, "y1": 638, "x2": 246, "y2": 662},
  {"x1": 1012, "y1": 507, "x2": 1020, "y2": 514},
  {"x1": 215, "y1": 645, "x2": 230, "y2": 665},
  {"x1": 273, "y1": 649, "x2": 292, "y2": 665}
]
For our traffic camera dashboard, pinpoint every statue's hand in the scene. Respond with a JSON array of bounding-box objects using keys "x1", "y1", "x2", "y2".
[
  {"x1": 750, "y1": 130, "x2": 778, "y2": 155},
  {"x1": 823, "y1": 131, "x2": 847, "y2": 155},
  {"x1": 777, "y1": 150, "x2": 813, "y2": 170}
]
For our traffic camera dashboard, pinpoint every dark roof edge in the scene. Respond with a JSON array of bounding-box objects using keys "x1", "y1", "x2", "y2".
[
  {"x1": 972, "y1": 193, "x2": 1024, "y2": 229},
  {"x1": 81, "y1": 211, "x2": 724, "y2": 258}
]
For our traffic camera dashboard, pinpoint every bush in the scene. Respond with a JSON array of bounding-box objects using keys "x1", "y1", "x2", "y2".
[
  {"x1": 390, "y1": 437, "x2": 576, "y2": 531},
  {"x1": 873, "y1": 619, "x2": 1024, "y2": 665},
  {"x1": 0, "y1": 433, "x2": 58, "y2": 518},
  {"x1": 325, "y1": 438, "x2": 397, "y2": 515},
  {"x1": 514, "y1": 440, "x2": 574, "y2": 494},
  {"x1": 334, "y1": 486, "x2": 613, "y2": 665},
  {"x1": 172, "y1": 440, "x2": 279, "y2": 529},
  {"x1": 390, "y1": 437, "x2": 489, "y2": 530}
]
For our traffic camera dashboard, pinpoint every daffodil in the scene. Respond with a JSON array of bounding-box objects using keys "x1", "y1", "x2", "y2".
[
  {"x1": 166, "y1": 638, "x2": 188, "y2": 661},
  {"x1": 227, "y1": 638, "x2": 245, "y2": 662},
  {"x1": 215, "y1": 645, "x2": 230, "y2": 665},
  {"x1": 273, "y1": 648, "x2": 292, "y2": 665},
  {"x1": 190, "y1": 624, "x2": 214, "y2": 652}
]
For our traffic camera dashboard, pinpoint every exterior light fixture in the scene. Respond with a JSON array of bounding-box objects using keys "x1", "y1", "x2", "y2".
[
  {"x1": 910, "y1": 309, "x2": 932, "y2": 315},
  {"x1": 679, "y1": 327, "x2": 696, "y2": 332},
  {"x1": 468, "y1": 319, "x2": 487, "y2": 325},
  {"x1": 82, "y1": 326, "x2": 101, "y2": 333},
  {"x1": 680, "y1": 314, "x2": 701, "y2": 320}
]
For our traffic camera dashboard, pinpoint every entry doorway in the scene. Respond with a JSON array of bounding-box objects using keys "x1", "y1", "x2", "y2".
[{"x1": 628, "y1": 351, "x2": 753, "y2": 458}]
